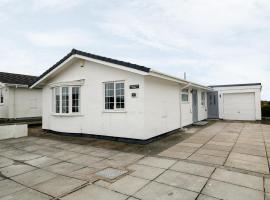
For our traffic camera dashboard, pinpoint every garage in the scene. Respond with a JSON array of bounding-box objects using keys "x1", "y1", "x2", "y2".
[
  {"x1": 223, "y1": 93, "x2": 255, "y2": 120},
  {"x1": 209, "y1": 83, "x2": 262, "y2": 121}
]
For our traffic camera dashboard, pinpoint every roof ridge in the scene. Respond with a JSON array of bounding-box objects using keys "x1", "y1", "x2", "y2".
[{"x1": 31, "y1": 48, "x2": 151, "y2": 87}]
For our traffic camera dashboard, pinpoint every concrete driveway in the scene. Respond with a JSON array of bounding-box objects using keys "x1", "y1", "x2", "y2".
[{"x1": 0, "y1": 122, "x2": 269, "y2": 200}]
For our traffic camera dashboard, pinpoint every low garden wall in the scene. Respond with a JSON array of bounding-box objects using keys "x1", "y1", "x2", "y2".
[{"x1": 0, "y1": 124, "x2": 28, "y2": 140}]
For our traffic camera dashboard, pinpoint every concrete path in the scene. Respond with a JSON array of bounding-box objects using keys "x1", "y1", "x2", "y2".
[{"x1": 0, "y1": 122, "x2": 269, "y2": 200}]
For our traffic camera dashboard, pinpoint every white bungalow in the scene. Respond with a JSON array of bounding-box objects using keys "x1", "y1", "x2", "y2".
[
  {"x1": 0, "y1": 72, "x2": 42, "y2": 120},
  {"x1": 31, "y1": 49, "x2": 261, "y2": 142}
]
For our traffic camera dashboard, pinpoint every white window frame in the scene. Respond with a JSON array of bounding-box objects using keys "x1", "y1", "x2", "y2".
[
  {"x1": 0, "y1": 88, "x2": 3, "y2": 105},
  {"x1": 201, "y1": 91, "x2": 206, "y2": 106},
  {"x1": 181, "y1": 89, "x2": 189, "y2": 103},
  {"x1": 104, "y1": 81, "x2": 125, "y2": 112},
  {"x1": 52, "y1": 86, "x2": 81, "y2": 115}
]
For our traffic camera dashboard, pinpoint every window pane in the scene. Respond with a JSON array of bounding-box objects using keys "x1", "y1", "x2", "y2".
[
  {"x1": 115, "y1": 82, "x2": 124, "y2": 109},
  {"x1": 55, "y1": 87, "x2": 60, "y2": 113},
  {"x1": 182, "y1": 94, "x2": 188, "y2": 102},
  {"x1": 62, "y1": 87, "x2": 69, "y2": 113},
  {"x1": 72, "y1": 87, "x2": 80, "y2": 113},
  {"x1": 105, "y1": 83, "x2": 115, "y2": 110}
]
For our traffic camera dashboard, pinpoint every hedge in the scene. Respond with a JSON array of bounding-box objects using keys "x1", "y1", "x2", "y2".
[{"x1": 262, "y1": 104, "x2": 270, "y2": 117}]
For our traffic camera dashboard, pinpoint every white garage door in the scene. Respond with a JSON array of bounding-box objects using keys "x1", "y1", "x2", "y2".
[{"x1": 223, "y1": 93, "x2": 255, "y2": 120}]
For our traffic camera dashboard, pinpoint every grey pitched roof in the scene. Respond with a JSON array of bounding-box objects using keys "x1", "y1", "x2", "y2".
[
  {"x1": 0, "y1": 72, "x2": 38, "y2": 86},
  {"x1": 32, "y1": 49, "x2": 151, "y2": 86}
]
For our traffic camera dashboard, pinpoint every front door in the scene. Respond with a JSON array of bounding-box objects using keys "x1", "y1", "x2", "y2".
[
  {"x1": 192, "y1": 90, "x2": 198, "y2": 122},
  {"x1": 207, "y1": 92, "x2": 219, "y2": 119}
]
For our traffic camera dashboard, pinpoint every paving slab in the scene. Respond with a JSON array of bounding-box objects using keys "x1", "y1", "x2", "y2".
[
  {"x1": 60, "y1": 184, "x2": 128, "y2": 200},
  {"x1": 109, "y1": 175, "x2": 149, "y2": 195},
  {"x1": 25, "y1": 156, "x2": 61, "y2": 167},
  {"x1": 110, "y1": 152, "x2": 144, "y2": 162},
  {"x1": 170, "y1": 161, "x2": 215, "y2": 177},
  {"x1": 68, "y1": 167, "x2": 98, "y2": 182},
  {"x1": 137, "y1": 157, "x2": 176, "y2": 169},
  {"x1": 202, "y1": 179, "x2": 264, "y2": 200},
  {"x1": 0, "y1": 156, "x2": 14, "y2": 168},
  {"x1": 128, "y1": 164, "x2": 165, "y2": 180},
  {"x1": 188, "y1": 154, "x2": 226, "y2": 165},
  {"x1": 68, "y1": 155, "x2": 104, "y2": 166},
  {"x1": 134, "y1": 181, "x2": 198, "y2": 200},
  {"x1": 197, "y1": 194, "x2": 219, "y2": 200},
  {"x1": 264, "y1": 178, "x2": 270, "y2": 193},
  {"x1": 0, "y1": 188, "x2": 52, "y2": 200},
  {"x1": 33, "y1": 175, "x2": 87, "y2": 197},
  {"x1": 159, "y1": 150, "x2": 193, "y2": 159},
  {"x1": 225, "y1": 153, "x2": 269, "y2": 174},
  {"x1": 11, "y1": 169, "x2": 57, "y2": 187},
  {"x1": 88, "y1": 148, "x2": 119, "y2": 158},
  {"x1": 0, "y1": 164, "x2": 36, "y2": 177},
  {"x1": 0, "y1": 179, "x2": 26, "y2": 198},
  {"x1": 45, "y1": 162, "x2": 84, "y2": 175},
  {"x1": 211, "y1": 168, "x2": 263, "y2": 191},
  {"x1": 10, "y1": 153, "x2": 43, "y2": 161},
  {"x1": 156, "y1": 170, "x2": 208, "y2": 192},
  {"x1": 51, "y1": 150, "x2": 83, "y2": 161},
  {"x1": 196, "y1": 149, "x2": 229, "y2": 157}
]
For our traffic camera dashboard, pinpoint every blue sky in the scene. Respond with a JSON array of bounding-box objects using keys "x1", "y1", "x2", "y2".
[{"x1": 0, "y1": 0, "x2": 269, "y2": 99}]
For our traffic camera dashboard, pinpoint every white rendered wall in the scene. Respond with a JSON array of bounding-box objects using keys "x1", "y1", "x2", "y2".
[
  {"x1": 180, "y1": 88, "x2": 208, "y2": 127},
  {"x1": 0, "y1": 86, "x2": 9, "y2": 118},
  {"x1": 213, "y1": 85, "x2": 261, "y2": 120},
  {"x1": 42, "y1": 60, "x2": 145, "y2": 139},
  {"x1": 143, "y1": 76, "x2": 182, "y2": 139},
  {"x1": 8, "y1": 88, "x2": 42, "y2": 119}
]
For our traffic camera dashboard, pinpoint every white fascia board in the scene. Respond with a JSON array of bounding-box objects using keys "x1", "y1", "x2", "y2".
[
  {"x1": 149, "y1": 69, "x2": 188, "y2": 85},
  {"x1": 190, "y1": 82, "x2": 213, "y2": 91},
  {"x1": 149, "y1": 69, "x2": 211, "y2": 90},
  {"x1": 31, "y1": 54, "x2": 148, "y2": 88},
  {"x1": 31, "y1": 55, "x2": 76, "y2": 88},
  {"x1": 75, "y1": 55, "x2": 149, "y2": 75}
]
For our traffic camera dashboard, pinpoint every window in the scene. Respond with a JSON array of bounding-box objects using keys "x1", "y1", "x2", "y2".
[
  {"x1": 0, "y1": 89, "x2": 3, "y2": 104},
  {"x1": 201, "y1": 92, "x2": 206, "y2": 106},
  {"x1": 105, "y1": 81, "x2": 125, "y2": 110},
  {"x1": 72, "y1": 87, "x2": 80, "y2": 113},
  {"x1": 52, "y1": 86, "x2": 80, "y2": 114},
  {"x1": 181, "y1": 89, "x2": 189, "y2": 102},
  {"x1": 62, "y1": 87, "x2": 69, "y2": 113}
]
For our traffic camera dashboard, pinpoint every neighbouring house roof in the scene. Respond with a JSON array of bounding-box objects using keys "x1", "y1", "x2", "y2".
[
  {"x1": 209, "y1": 83, "x2": 262, "y2": 88},
  {"x1": 0, "y1": 72, "x2": 38, "y2": 87},
  {"x1": 31, "y1": 48, "x2": 211, "y2": 90}
]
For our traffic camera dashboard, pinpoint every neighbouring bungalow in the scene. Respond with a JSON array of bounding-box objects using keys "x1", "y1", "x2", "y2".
[
  {"x1": 0, "y1": 72, "x2": 42, "y2": 121},
  {"x1": 31, "y1": 49, "x2": 261, "y2": 142}
]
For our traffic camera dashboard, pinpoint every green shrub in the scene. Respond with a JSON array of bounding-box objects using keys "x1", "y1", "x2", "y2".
[{"x1": 262, "y1": 104, "x2": 270, "y2": 117}]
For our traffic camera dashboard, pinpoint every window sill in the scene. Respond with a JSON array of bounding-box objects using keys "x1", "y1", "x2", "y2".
[
  {"x1": 102, "y1": 110, "x2": 126, "y2": 113},
  {"x1": 51, "y1": 113, "x2": 83, "y2": 117}
]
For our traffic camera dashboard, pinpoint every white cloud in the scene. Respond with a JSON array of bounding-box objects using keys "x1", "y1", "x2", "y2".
[
  {"x1": 25, "y1": 30, "x2": 92, "y2": 47},
  {"x1": 31, "y1": 0, "x2": 83, "y2": 11}
]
